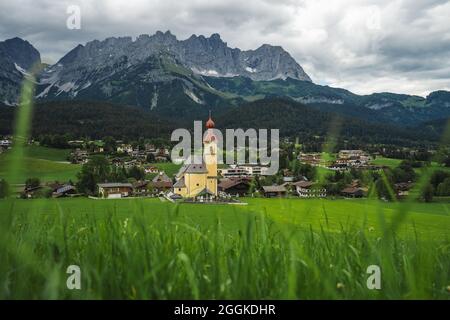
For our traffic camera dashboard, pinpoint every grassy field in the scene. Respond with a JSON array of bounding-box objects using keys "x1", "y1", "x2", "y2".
[
  {"x1": 146, "y1": 162, "x2": 181, "y2": 178},
  {"x1": 372, "y1": 156, "x2": 450, "y2": 173},
  {"x1": 23, "y1": 145, "x2": 71, "y2": 162},
  {"x1": 372, "y1": 157, "x2": 402, "y2": 168},
  {"x1": 0, "y1": 145, "x2": 80, "y2": 184},
  {"x1": 0, "y1": 197, "x2": 448, "y2": 299}
]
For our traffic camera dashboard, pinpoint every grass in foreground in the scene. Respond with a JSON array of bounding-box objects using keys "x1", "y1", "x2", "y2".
[{"x1": 0, "y1": 197, "x2": 448, "y2": 299}]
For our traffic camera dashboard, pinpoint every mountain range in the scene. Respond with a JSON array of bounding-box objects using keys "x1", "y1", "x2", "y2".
[{"x1": 0, "y1": 32, "x2": 449, "y2": 127}]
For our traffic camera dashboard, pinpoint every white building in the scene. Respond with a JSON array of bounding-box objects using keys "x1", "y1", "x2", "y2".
[{"x1": 219, "y1": 164, "x2": 269, "y2": 178}]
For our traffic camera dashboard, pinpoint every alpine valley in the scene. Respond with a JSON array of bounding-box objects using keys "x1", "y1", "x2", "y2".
[{"x1": 0, "y1": 31, "x2": 449, "y2": 133}]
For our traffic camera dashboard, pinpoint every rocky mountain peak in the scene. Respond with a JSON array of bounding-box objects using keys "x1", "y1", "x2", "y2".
[
  {"x1": 0, "y1": 37, "x2": 41, "y2": 105},
  {"x1": 38, "y1": 31, "x2": 312, "y2": 88},
  {"x1": 0, "y1": 37, "x2": 41, "y2": 70}
]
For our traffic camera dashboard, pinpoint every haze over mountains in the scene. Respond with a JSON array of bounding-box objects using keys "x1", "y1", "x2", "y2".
[{"x1": 0, "y1": 31, "x2": 449, "y2": 127}]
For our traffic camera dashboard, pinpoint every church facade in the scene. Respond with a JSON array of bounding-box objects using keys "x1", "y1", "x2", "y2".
[{"x1": 173, "y1": 114, "x2": 218, "y2": 199}]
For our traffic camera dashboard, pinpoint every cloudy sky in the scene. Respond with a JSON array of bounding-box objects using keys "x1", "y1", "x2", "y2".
[{"x1": 1, "y1": 0, "x2": 449, "y2": 96}]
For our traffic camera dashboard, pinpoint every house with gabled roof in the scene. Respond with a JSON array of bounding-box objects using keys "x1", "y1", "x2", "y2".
[{"x1": 149, "y1": 171, "x2": 173, "y2": 193}]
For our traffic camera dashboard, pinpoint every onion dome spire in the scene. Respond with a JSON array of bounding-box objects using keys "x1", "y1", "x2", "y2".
[{"x1": 206, "y1": 110, "x2": 215, "y2": 129}]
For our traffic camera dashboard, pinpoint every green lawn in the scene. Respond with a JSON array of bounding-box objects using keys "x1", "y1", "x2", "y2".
[
  {"x1": 24, "y1": 145, "x2": 71, "y2": 162},
  {"x1": 146, "y1": 162, "x2": 181, "y2": 178},
  {"x1": 0, "y1": 197, "x2": 448, "y2": 299},
  {"x1": 0, "y1": 145, "x2": 80, "y2": 184},
  {"x1": 371, "y1": 157, "x2": 402, "y2": 168},
  {"x1": 372, "y1": 156, "x2": 450, "y2": 173}
]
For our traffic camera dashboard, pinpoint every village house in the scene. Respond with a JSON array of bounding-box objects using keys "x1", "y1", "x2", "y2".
[
  {"x1": 394, "y1": 182, "x2": 414, "y2": 198},
  {"x1": 0, "y1": 139, "x2": 12, "y2": 149},
  {"x1": 335, "y1": 150, "x2": 371, "y2": 168},
  {"x1": 219, "y1": 164, "x2": 269, "y2": 178},
  {"x1": 23, "y1": 186, "x2": 42, "y2": 199},
  {"x1": 340, "y1": 187, "x2": 365, "y2": 198},
  {"x1": 52, "y1": 185, "x2": 77, "y2": 198},
  {"x1": 116, "y1": 144, "x2": 133, "y2": 154},
  {"x1": 282, "y1": 169, "x2": 295, "y2": 182},
  {"x1": 111, "y1": 157, "x2": 125, "y2": 166},
  {"x1": 328, "y1": 163, "x2": 348, "y2": 171},
  {"x1": 68, "y1": 140, "x2": 85, "y2": 147},
  {"x1": 151, "y1": 147, "x2": 170, "y2": 162},
  {"x1": 70, "y1": 148, "x2": 88, "y2": 164},
  {"x1": 144, "y1": 166, "x2": 159, "y2": 174},
  {"x1": 123, "y1": 159, "x2": 142, "y2": 169},
  {"x1": 149, "y1": 172, "x2": 173, "y2": 194},
  {"x1": 293, "y1": 181, "x2": 327, "y2": 198},
  {"x1": 338, "y1": 150, "x2": 365, "y2": 159},
  {"x1": 145, "y1": 143, "x2": 156, "y2": 152},
  {"x1": 97, "y1": 183, "x2": 133, "y2": 199},
  {"x1": 133, "y1": 180, "x2": 149, "y2": 196},
  {"x1": 130, "y1": 149, "x2": 140, "y2": 158},
  {"x1": 219, "y1": 166, "x2": 248, "y2": 178},
  {"x1": 239, "y1": 164, "x2": 268, "y2": 176},
  {"x1": 218, "y1": 177, "x2": 251, "y2": 197},
  {"x1": 298, "y1": 153, "x2": 321, "y2": 166},
  {"x1": 262, "y1": 185, "x2": 287, "y2": 198},
  {"x1": 89, "y1": 141, "x2": 105, "y2": 153}
]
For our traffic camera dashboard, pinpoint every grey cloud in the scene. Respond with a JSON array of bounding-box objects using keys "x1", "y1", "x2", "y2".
[{"x1": 0, "y1": 0, "x2": 448, "y2": 95}]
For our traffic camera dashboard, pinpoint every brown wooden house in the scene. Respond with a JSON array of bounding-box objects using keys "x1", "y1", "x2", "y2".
[
  {"x1": 97, "y1": 183, "x2": 133, "y2": 198},
  {"x1": 262, "y1": 185, "x2": 287, "y2": 198},
  {"x1": 218, "y1": 178, "x2": 251, "y2": 196}
]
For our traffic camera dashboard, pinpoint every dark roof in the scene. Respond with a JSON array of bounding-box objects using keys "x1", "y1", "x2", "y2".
[
  {"x1": 176, "y1": 162, "x2": 208, "y2": 178},
  {"x1": 262, "y1": 185, "x2": 287, "y2": 193},
  {"x1": 173, "y1": 177, "x2": 186, "y2": 188},
  {"x1": 150, "y1": 181, "x2": 173, "y2": 188},
  {"x1": 195, "y1": 188, "x2": 215, "y2": 197},
  {"x1": 341, "y1": 187, "x2": 363, "y2": 194},
  {"x1": 218, "y1": 178, "x2": 250, "y2": 190},
  {"x1": 394, "y1": 182, "x2": 414, "y2": 191},
  {"x1": 24, "y1": 185, "x2": 42, "y2": 193},
  {"x1": 133, "y1": 180, "x2": 149, "y2": 189},
  {"x1": 47, "y1": 182, "x2": 63, "y2": 191},
  {"x1": 293, "y1": 181, "x2": 314, "y2": 188},
  {"x1": 55, "y1": 185, "x2": 76, "y2": 194},
  {"x1": 152, "y1": 172, "x2": 171, "y2": 183}
]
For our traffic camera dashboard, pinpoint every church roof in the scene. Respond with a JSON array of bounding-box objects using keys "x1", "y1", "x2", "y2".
[
  {"x1": 176, "y1": 162, "x2": 208, "y2": 178},
  {"x1": 195, "y1": 188, "x2": 215, "y2": 197},
  {"x1": 173, "y1": 177, "x2": 186, "y2": 188}
]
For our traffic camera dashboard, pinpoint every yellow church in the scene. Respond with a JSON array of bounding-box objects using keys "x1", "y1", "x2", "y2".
[{"x1": 173, "y1": 114, "x2": 218, "y2": 199}]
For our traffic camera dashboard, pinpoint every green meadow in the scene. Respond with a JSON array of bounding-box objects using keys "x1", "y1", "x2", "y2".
[
  {"x1": 0, "y1": 197, "x2": 448, "y2": 299},
  {"x1": 146, "y1": 162, "x2": 181, "y2": 178},
  {"x1": 372, "y1": 157, "x2": 403, "y2": 168},
  {"x1": 0, "y1": 145, "x2": 80, "y2": 184},
  {"x1": 373, "y1": 156, "x2": 450, "y2": 173}
]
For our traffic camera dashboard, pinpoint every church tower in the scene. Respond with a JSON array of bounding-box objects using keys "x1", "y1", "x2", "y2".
[{"x1": 203, "y1": 111, "x2": 218, "y2": 195}]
